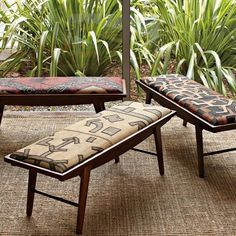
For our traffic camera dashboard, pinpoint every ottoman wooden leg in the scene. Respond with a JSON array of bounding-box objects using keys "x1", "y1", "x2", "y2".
[
  {"x1": 0, "y1": 105, "x2": 4, "y2": 125},
  {"x1": 94, "y1": 102, "x2": 105, "y2": 113},
  {"x1": 76, "y1": 166, "x2": 91, "y2": 234},
  {"x1": 145, "y1": 93, "x2": 152, "y2": 104},
  {"x1": 183, "y1": 120, "x2": 187, "y2": 127},
  {"x1": 115, "y1": 157, "x2": 120, "y2": 163},
  {"x1": 195, "y1": 125, "x2": 204, "y2": 178},
  {"x1": 27, "y1": 170, "x2": 37, "y2": 216},
  {"x1": 153, "y1": 127, "x2": 164, "y2": 175}
]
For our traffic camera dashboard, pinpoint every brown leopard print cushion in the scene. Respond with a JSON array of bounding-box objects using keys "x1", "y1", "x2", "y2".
[
  {"x1": 10, "y1": 101, "x2": 171, "y2": 173},
  {"x1": 142, "y1": 74, "x2": 236, "y2": 126}
]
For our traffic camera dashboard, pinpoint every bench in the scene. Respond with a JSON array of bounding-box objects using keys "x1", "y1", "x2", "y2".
[
  {"x1": 4, "y1": 101, "x2": 175, "y2": 234},
  {"x1": 138, "y1": 74, "x2": 236, "y2": 178},
  {"x1": 0, "y1": 76, "x2": 126, "y2": 124}
]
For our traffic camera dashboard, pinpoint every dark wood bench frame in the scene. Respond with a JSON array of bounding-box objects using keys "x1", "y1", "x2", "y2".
[
  {"x1": 137, "y1": 80, "x2": 236, "y2": 178},
  {"x1": 0, "y1": 83, "x2": 126, "y2": 124},
  {"x1": 4, "y1": 111, "x2": 175, "y2": 234}
]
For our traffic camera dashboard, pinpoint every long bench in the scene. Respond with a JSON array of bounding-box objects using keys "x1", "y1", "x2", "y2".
[
  {"x1": 4, "y1": 101, "x2": 175, "y2": 234},
  {"x1": 0, "y1": 76, "x2": 126, "y2": 124},
  {"x1": 138, "y1": 74, "x2": 236, "y2": 178}
]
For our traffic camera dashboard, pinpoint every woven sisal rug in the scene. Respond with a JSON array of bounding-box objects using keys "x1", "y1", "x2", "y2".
[{"x1": 0, "y1": 112, "x2": 235, "y2": 236}]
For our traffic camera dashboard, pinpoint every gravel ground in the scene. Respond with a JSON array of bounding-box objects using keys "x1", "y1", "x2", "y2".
[
  {"x1": 6, "y1": 104, "x2": 95, "y2": 112},
  {"x1": 5, "y1": 100, "x2": 123, "y2": 112}
]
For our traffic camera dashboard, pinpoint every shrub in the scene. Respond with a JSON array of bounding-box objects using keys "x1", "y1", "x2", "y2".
[
  {"x1": 150, "y1": 0, "x2": 236, "y2": 96},
  {"x1": 0, "y1": 0, "x2": 122, "y2": 76},
  {"x1": 0, "y1": 0, "x2": 154, "y2": 79}
]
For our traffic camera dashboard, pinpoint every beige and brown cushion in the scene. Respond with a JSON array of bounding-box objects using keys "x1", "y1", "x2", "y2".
[{"x1": 10, "y1": 101, "x2": 171, "y2": 173}]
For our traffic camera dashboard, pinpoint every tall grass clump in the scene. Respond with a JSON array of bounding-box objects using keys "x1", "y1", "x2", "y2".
[
  {"x1": 130, "y1": 0, "x2": 156, "y2": 80},
  {"x1": 150, "y1": 0, "x2": 236, "y2": 96},
  {"x1": 0, "y1": 0, "x2": 154, "y2": 79},
  {"x1": 0, "y1": 0, "x2": 122, "y2": 76}
]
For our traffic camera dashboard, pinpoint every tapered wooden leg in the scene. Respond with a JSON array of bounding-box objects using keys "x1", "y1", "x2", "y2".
[
  {"x1": 115, "y1": 157, "x2": 120, "y2": 163},
  {"x1": 153, "y1": 127, "x2": 164, "y2": 175},
  {"x1": 93, "y1": 102, "x2": 105, "y2": 113},
  {"x1": 145, "y1": 92, "x2": 152, "y2": 104},
  {"x1": 76, "y1": 166, "x2": 91, "y2": 234},
  {"x1": 195, "y1": 125, "x2": 204, "y2": 178},
  {"x1": 183, "y1": 120, "x2": 187, "y2": 127},
  {"x1": 27, "y1": 170, "x2": 37, "y2": 216},
  {"x1": 0, "y1": 105, "x2": 4, "y2": 126}
]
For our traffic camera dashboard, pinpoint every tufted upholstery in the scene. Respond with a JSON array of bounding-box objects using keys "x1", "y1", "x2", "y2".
[
  {"x1": 0, "y1": 77, "x2": 123, "y2": 94},
  {"x1": 142, "y1": 74, "x2": 236, "y2": 126},
  {"x1": 10, "y1": 101, "x2": 171, "y2": 173}
]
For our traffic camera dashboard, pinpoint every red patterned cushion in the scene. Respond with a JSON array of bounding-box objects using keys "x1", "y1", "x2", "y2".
[
  {"x1": 142, "y1": 74, "x2": 236, "y2": 126},
  {"x1": 0, "y1": 77, "x2": 123, "y2": 94}
]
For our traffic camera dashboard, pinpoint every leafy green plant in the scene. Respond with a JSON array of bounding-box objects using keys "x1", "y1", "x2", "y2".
[
  {"x1": 0, "y1": 0, "x2": 122, "y2": 76},
  {"x1": 0, "y1": 0, "x2": 155, "y2": 80},
  {"x1": 150, "y1": 0, "x2": 236, "y2": 96},
  {"x1": 130, "y1": 0, "x2": 167, "y2": 80},
  {"x1": 130, "y1": 1, "x2": 155, "y2": 80}
]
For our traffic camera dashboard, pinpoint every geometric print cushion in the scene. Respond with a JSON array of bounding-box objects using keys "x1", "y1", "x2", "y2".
[
  {"x1": 142, "y1": 74, "x2": 236, "y2": 126},
  {"x1": 10, "y1": 101, "x2": 171, "y2": 173},
  {"x1": 0, "y1": 77, "x2": 123, "y2": 94}
]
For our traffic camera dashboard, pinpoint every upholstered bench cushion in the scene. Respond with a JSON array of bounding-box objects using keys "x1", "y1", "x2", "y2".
[
  {"x1": 0, "y1": 77, "x2": 123, "y2": 94},
  {"x1": 10, "y1": 101, "x2": 171, "y2": 173},
  {"x1": 142, "y1": 74, "x2": 236, "y2": 126}
]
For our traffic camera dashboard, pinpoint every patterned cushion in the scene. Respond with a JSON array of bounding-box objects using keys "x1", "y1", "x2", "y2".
[
  {"x1": 0, "y1": 77, "x2": 123, "y2": 94},
  {"x1": 142, "y1": 74, "x2": 236, "y2": 126},
  {"x1": 10, "y1": 101, "x2": 171, "y2": 173}
]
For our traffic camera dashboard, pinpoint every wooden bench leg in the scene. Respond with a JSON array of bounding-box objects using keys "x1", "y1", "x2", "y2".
[
  {"x1": 76, "y1": 166, "x2": 91, "y2": 234},
  {"x1": 153, "y1": 127, "x2": 164, "y2": 175},
  {"x1": 195, "y1": 126, "x2": 204, "y2": 178},
  {"x1": 93, "y1": 102, "x2": 105, "y2": 113},
  {"x1": 27, "y1": 170, "x2": 37, "y2": 216},
  {"x1": 115, "y1": 157, "x2": 120, "y2": 163},
  {"x1": 0, "y1": 105, "x2": 4, "y2": 126},
  {"x1": 145, "y1": 92, "x2": 152, "y2": 104},
  {"x1": 183, "y1": 120, "x2": 187, "y2": 127}
]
